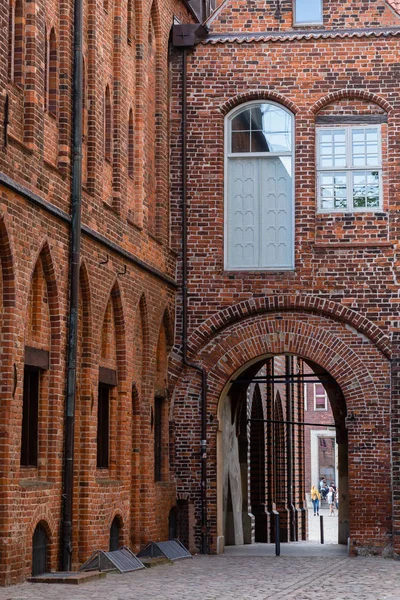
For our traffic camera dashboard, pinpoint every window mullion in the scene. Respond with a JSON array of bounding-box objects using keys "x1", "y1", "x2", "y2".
[{"x1": 346, "y1": 128, "x2": 352, "y2": 211}]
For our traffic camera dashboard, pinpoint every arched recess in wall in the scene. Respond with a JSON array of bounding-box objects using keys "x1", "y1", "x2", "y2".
[
  {"x1": 8, "y1": 0, "x2": 25, "y2": 86},
  {"x1": 130, "y1": 382, "x2": 141, "y2": 548},
  {"x1": 98, "y1": 280, "x2": 127, "y2": 479},
  {"x1": 47, "y1": 27, "x2": 57, "y2": 117},
  {"x1": 128, "y1": 108, "x2": 134, "y2": 178},
  {"x1": 104, "y1": 84, "x2": 112, "y2": 162},
  {"x1": 76, "y1": 261, "x2": 93, "y2": 563},
  {"x1": 109, "y1": 514, "x2": 123, "y2": 551},
  {"x1": 127, "y1": 0, "x2": 133, "y2": 43},
  {"x1": 134, "y1": 294, "x2": 149, "y2": 394},
  {"x1": 0, "y1": 217, "x2": 16, "y2": 309},
  {"x1": 0, "y1": 217, "x2": 15, "y2": 490},
  {"x1": 146, "y1": 0, "x2": 162, "y2": 236},
  {"x1": 23, "y1": 242, "x2": 61, "y2": 476},
  {"x1": 153, "y1": 308, "x2": 174, "y2": 482},
  {"x1": 32, "y1": 521, "x2": 50, "y2": 576},
  {"x1": 249, "y1": 384, "x2": 267, "y2": 542}
]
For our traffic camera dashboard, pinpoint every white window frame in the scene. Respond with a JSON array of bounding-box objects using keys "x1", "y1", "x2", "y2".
[
  {"x1": 224, "y1": 100, "x2": 295, "y2": 271},
  {"x1": 293, "y1": 0, "x2": 323, "y2": 25},
  {"x1": 317, "y1": 125, "x2": 382, "y2": 214},
  {"x1": 304, "y1": 382, "x2": 308, "y2": 411},
  {"x1": 314, "y1": 383, "x2": 327, "y2": 411}
]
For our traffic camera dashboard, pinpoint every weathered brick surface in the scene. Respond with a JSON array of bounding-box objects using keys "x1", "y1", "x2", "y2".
[
  {"x1": 169, "y1": 0, "x2": 400, "y2": 558},
  {"x1": 0, "y1": 0, "x2": 193, "y2": 586}
]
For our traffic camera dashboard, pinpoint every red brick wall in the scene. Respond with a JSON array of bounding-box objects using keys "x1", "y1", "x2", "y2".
[
  {"x1": 169, "y1": 3, "x2": 400, "y2": 556},
  {"x1": 0, "y1": 0, "x2": 193, "y2": 585}
]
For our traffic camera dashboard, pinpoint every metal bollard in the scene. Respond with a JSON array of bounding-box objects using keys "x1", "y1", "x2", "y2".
[
  {"x1": 275, "y1": 513, "x2": 281, "y2": 556},
  {"x1": 320, "y1": 515, "x2": 324, "y2": 545}
]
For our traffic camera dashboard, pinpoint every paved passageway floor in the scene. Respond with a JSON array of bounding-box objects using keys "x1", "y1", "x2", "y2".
[
  {"x1": 0, "y1": 508, "x2": 391, "y2": 600},
  {"x1": 1, "y1": 553, "x2": 399, "y2": 600}
]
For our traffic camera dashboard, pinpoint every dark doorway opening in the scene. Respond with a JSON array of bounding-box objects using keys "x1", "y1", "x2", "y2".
[
  {"x1": 32, "y1": 524, "x2": 48, "y2": 576},
  {"x1": 169, "y1": 506, "x2": 178, "y2": 540},
  {"x1": 109, "y1": 516, "x2": 122, "y2": 551}
]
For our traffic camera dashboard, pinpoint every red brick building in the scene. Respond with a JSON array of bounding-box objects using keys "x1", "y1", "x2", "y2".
[
  {"x1": 170, "y1": 0, "x2": 400, "y2": 558},
  {"x1": 0, "y1": 0, "x2": 198, "y2": 585},
  {"x1": 2, "y1": 0, "x2": 400, "y2": 587}
]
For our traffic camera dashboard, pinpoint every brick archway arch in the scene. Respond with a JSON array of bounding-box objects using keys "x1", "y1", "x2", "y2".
[
  {"x1": 184, "y1": 295, "x2": 390, "y2": 360},
  {"x1": 219, "y1": 90, "x2": 300, "y2": 116},
  {"x1": 310, "y1": 89, "x2": 392, "y2": 115},
  {"x1": 172, "y1": 310, "x2": 391, "y2": 555},
  {"x1": 205, "y1": 315, "x2": 382, "y2": 414}
]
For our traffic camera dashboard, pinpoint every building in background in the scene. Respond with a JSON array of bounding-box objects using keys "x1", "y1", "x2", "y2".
[{"x1": 304, "y1": 366, "x2": 337, "y2": 492}]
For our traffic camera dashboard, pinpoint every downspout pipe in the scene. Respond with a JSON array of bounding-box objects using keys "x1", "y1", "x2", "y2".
[
  {"x1": 285, "y1": 356, "x2": 295, "y2": 541},
  {"x1": 61, "y1": 0, "x2": 83, "y2": 571},
  {"x1": 181, "y1": 46, "x2": 208, "y2": 555}
]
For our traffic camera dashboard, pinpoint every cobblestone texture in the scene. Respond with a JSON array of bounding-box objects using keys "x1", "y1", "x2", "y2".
[{"x1": 0, "y1": 552, "x2": 398, "y2": 600}]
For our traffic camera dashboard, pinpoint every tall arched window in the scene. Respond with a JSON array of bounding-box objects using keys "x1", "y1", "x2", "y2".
[
  {"x1": 225, "y1": 102, "x2": 294, "y2": 270},
  {"x1": 104, "y1": 85, "x2": 112, "y2": 161},
  {"x1": 48, "y1": 28, "x2": 57, "y2": 117},
  {"x1": 128, "y1": 108, "x2": 134, "y2": 178}
]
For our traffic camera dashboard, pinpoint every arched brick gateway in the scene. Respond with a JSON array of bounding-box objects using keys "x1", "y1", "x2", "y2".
[{"x1": 171, "y1": 309, "x2": 392, "y2": 556}]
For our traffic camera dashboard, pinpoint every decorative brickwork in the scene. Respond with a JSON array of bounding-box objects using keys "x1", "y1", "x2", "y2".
[
  {"x1": 169, "y1": 0, "x2": 400, "y2": 557},
  {"x1": 0, "y1": 0, "x2": 193, "y2": 585}
]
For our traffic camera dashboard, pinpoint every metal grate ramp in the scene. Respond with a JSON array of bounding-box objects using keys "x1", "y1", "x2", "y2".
[
  {"x1": 138, "y1": 539, "x2": 192, "y2": 561},
  {"x1": 80, "y1": 546, "x2": 146, "y2": 573}
]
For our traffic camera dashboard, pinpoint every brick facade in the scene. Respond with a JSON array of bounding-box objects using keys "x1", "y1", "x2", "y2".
[
  {"x1": 169, "y1": 0, "x2": 400, "y2": 558},
  {"x1": 0, "y1": 0, "x2": 193, "y2": 585},
  {"x1": 2, "y1": 0, "x2": 400, "y2": 586}
]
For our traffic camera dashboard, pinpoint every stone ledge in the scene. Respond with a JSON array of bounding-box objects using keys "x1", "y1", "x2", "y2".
[{"x1": 28, "y1": 571, "x2": 106, "y2": 585}]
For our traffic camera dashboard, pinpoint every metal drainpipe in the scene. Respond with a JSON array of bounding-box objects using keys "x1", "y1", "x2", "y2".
[
  {"x1": 285, "y1": 355, "x2": 295, "y2": 541},
  {"x1": 181, "y1": 47, "x2": 208, "y2": 555},
  {"x1": 61, "y1": 0, "x2": 83, "y2": 572}
]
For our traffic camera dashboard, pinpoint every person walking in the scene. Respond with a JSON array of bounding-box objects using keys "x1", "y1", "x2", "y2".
[
  {"x1": 328, "y1": 484, "x2": 336, "y2": 516},
  {"x1": 311, "y1": 485, "x2": 321, "y2": 516}
]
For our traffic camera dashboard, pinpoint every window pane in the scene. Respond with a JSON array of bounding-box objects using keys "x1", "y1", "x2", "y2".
[
  {"x1": 315, "y1": 383, "x2": 325, "y2": 396},
  {"x1": 295, "y1": 0, "x2": 323, "y2": 23},
  {"x1": 319, "y1": 129, "x2": 346, "y2": 167},
  {"x1": 232, "y1": 110, "x2": 251, "y2": 131},
  {"x1": 232, "y1": 131, "x2": 251, "y2": 153},
  {"x1": 367, "y1": 171, "x2": 380, "y2": 207},
  {"x1": 353, "y1": 171, "x2": 380, "y2": 209},
  {"x1": 250, "y1": 104, "x2": 292, "y2": 152},
  {"x1": 352, "y1": 128, "x2": 379, "y2": 167},
  {"x1": 251, "y1": 130, "x2": 270, "y2": 152},
  {"x1": 320, "y1": 172, "x2": 348, "y2": 210}
]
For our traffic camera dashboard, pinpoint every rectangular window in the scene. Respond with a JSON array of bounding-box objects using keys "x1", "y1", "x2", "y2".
[
  {"x1": 97, "y1": 383, "x2": 110, "y2": 468},
  {"x1": 314, "y1": 383, "x2": 327, "y2": 411},
  {"x1": 294, "y1": 0, "x2": 323, "y2": 24},
  {"x1": 317, "y1": 126, "x2": 382, "y2": 212},
  {"x1": 21, "y1": 367, "x2": 39, "y2": 467},
  {"x1": 154, "y1": 397, "x2": 163, "y2": 481}
]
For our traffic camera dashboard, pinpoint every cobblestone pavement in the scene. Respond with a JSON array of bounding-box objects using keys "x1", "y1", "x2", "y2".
[{"x1": 1, "y1": 553, "x2": 399, "y2": 600}]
